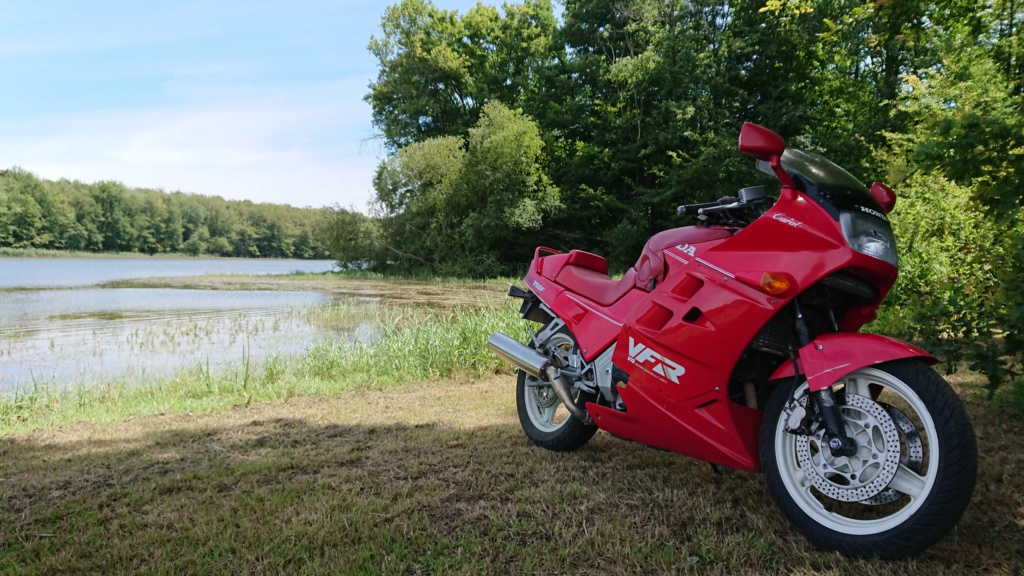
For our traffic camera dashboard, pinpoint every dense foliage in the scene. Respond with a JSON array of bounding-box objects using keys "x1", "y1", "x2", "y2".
[
  {"x1": 0, "y1": 169, "x2": 330, "y2": 259},
  {"x1": 324, "y1": 0, "x2": 1024, "y2": 391}
]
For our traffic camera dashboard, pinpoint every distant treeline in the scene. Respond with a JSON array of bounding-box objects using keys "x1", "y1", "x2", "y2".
[{"x1": 0, "y1": 168, "x2": 330, "y2": 259}]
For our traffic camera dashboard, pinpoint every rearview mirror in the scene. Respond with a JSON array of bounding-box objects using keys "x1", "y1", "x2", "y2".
[{"x1": 738, "y1": 123, "x2": 785, "y2": 161}]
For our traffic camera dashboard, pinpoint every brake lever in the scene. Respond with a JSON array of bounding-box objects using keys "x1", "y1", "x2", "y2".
[{"x1": 697, "y1": 201, "x2": 743, "y2": 216}]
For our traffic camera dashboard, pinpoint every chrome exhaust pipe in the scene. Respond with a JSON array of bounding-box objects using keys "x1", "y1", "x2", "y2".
[
  {"x1": 487, "y1": 332, "x2": 591, "y2": 423},
  {"x1": 543, "y1": 365, "x2": 591, "y2": 423},
  {"x1": 487, "y1": 332, "x2": 549, "y2": 377}
]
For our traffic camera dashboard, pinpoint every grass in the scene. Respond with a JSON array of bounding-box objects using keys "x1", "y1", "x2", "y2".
[
  {"x1": 1, "y1": 275, "x2": 1022, "y2": 573},
  {"x1": 1, "y1": 374, "x2": 1021, "y2": 574}
]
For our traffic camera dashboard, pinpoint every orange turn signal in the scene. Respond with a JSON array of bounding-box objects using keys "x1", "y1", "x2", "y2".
[{"x1": 760, "y1": 272, "x2": 792, "y2": 296}]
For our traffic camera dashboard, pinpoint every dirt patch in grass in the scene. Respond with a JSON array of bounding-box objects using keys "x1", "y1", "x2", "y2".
[{"x1": 1, "y1": 378, "x2": 1021, "y2": 575}]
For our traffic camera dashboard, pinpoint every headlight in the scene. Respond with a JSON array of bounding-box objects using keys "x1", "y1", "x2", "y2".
[{"x1": 840, "y1": 210, "x2": 898, "y2": 267}]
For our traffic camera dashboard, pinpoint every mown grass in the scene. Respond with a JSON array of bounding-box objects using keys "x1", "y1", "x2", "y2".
[{"x1": 1, "y1": 374, "x2": 1021, "y2": 575}]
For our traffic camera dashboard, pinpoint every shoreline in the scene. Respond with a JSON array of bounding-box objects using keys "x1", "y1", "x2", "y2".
[
  {"x1": 0, "y1": 247, "x2": 333, "y2": 261},
  {"x1": 105, "y1": 274, "x2": 511, "y2": 307}
]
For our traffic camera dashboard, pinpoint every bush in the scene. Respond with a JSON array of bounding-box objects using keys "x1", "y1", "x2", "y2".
[{"x1": 873, "y1": 171, "x2": 1009, "y2": 390}]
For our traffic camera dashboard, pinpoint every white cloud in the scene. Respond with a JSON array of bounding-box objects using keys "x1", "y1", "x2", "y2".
[
  {"x1": 0, "y1": 77, "x2": 384, "y2": 210},
  {"x1": 0, "y1": 1, "x2": 496, "y2": 212}
]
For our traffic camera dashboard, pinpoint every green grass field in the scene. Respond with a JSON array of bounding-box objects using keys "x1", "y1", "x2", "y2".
[
  {"x1": 1, "y1": 276, "x2": 1021, "y2": 574},
  {"x1": 3, "y1": 374, "x2": 1021, "y2": 575}
]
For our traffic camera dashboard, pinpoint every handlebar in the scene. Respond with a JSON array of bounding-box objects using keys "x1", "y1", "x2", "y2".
[
  {"x1": 677, "y1": 196, "x2": 738, "y2": 216},
  {"x1": 697, "y1": 201, "x2": 743, "y2": 215},
  {"x1": 676, "y1": 186, "x2": 770, "y2": 225}
]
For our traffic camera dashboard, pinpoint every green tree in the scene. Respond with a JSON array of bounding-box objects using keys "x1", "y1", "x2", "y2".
[
  {"x1": 66, "y1": 186, "x2": 104, "y2": 251},
  {"x1": 92, "y1": 182, "x2": 139, "y2": 252},
  {"x1": 366, "y1": 0, "x2": 558, "y2": 151},
  {"x1": 37, "y1": 180, "x2": 87, "y2": 250},
  {"x1": 320, "y1": 206, "x2": 382, "y2": 267},
  {"x1": 0, "y1": 169, "x2": 328, "y2": 259},
  {"x1": 882, "y1": 45, "x2": 1024, "y2": 392},
  {"x1": 365, "y1": 102, "x2": 559, "y2": 274},
  {"x1": 0, "y1": 169, "x2": 48, "y2": 248},
  {"x1": 874, "y1": 172, "x2": 1003, "y2": 376},
  {"x1": 367, "y1": 0, "x2": 478, "y2": 149},
  {"x1": 373, "y1": 135, "x2": 467, "y2": 269},
  {"x1": 460, "y1": 101, "x2": 561, "y2": 270}
]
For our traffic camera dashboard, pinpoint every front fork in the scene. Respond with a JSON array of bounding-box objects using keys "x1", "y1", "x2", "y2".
[{"x1": 790, "y1": 300, "x2": 858, "y2": 456}]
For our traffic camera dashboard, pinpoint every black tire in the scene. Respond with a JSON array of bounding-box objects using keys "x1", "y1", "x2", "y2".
[
  {"x1": 760, "y1": 359, "x2": 977, "y2": 559},
  {"x1": 515, "y1": 328, "x2": 598, "y2": 452}
]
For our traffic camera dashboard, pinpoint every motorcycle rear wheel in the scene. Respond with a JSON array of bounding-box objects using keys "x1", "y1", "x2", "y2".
[
  {"x1": 516, "y1": 329, "x2": 598, "y2": 452},
  {"x1": 760, "y1": 359, "x2": 976, "y2": 559}
]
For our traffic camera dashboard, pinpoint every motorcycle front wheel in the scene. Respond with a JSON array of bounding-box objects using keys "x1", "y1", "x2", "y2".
[
  {"x1": 516, "y1": 328, "x2": 598, "y2": 452},
  {"x1": 760, "y1": 359, "x2": 977, "y2": 559}
]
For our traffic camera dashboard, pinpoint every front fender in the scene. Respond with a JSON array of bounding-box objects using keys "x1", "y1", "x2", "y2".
[{"x1": 769, "y1": 333, "x2": 935, "y2": 392}]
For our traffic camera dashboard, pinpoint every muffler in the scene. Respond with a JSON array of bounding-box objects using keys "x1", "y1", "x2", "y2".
[
  {"x1": 487, "y1": 333, "x2": 549, "y2": 377},
  {"x1": 487, "y1": 332, "x2": 591, "y2": 423}
]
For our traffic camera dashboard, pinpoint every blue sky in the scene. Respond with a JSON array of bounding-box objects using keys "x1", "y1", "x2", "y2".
[{"x1": 0, "y1": 0, "x2": 483, "y2": 209}]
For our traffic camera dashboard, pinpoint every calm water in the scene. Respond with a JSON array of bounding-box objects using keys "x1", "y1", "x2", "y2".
[
  {"x1": 0, "y1": 256, "x2": 337, "y2": 288},
  {"x1": 0, "y1": 257, "x2": 346, "y2": 391}
]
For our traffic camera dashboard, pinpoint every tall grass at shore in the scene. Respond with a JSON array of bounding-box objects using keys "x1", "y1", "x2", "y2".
[{"x1": 0, "y1": 302, "x2": 527, "y2": 434}]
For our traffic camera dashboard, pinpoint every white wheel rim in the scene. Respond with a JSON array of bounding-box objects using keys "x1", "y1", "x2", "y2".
[{"x1": 774, "y1": 367, "x2": 940, "y2": 535}]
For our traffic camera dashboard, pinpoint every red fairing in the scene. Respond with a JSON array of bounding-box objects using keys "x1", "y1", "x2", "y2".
[
  {"x1": 769, "y1": 333, "x2": 935, "y2": 391},
  {"x1": 520, "y1": 184, "x2": 911, "y2": 470},
  {"x1": 588, "y1": 386, "x2": 763, "y2": 470}
]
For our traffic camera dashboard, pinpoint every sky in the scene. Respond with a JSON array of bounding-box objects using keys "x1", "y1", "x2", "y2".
[{"x1": 0, "y1": 0, "x2": 484, "y2": 210}]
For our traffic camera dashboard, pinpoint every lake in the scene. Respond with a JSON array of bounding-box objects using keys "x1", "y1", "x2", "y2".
[
  {"x1": 0, "y1": 257, "x2": 343, "y2": 392},
  {"x1": 0, "y1": 256, "x2": 337, "y2": 288}
]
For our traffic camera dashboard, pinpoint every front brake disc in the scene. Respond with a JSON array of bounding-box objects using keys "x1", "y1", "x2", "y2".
[
  {"x1": 860, "y1": 404, "x2": 924, "y2": 505},
  {"x1": 796, "y1": 394, "x2": 901, "y2": 503}
]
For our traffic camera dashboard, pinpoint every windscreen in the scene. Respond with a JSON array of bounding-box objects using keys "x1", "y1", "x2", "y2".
[
  {"x1": 780, "y1": 149, "x2": 869, "y2": 196},
  {"x1": 757, "y1": 148, "x2": 882, "y2": 217}
]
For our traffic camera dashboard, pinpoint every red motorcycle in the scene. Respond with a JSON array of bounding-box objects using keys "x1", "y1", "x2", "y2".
[{"x1": 487, "y1": 123, "x2": 977, "y2": 559}]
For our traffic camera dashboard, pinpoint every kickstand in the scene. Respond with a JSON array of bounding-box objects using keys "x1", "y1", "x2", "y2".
[{"x1": 709, "y1": 463, "x2": 728, "y2": 476}]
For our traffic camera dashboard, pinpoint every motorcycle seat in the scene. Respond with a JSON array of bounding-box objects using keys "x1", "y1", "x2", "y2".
[
  {"x1": 554, "y1": 265, "x2": 638, "y2": 307},
  {"x1": 635, "y1": 226, "x2": 733, "y2": 288}
]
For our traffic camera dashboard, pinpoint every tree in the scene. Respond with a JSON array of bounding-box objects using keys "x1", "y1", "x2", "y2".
[
  {"x1": 0, "y1": 169, "x2": 47, "y2": 248},
  {"x1": 460, "y1": 101, "x2": 561, "y2": 269},
  {"x1": 320, "y1": 207, "x2": 382, "y2": 267},
  {"x1": 882, "y1": 45, "x2": 1024, "y2": 392},
  {"x1": 366, "y1": 0, "x2": 558, "y2": 151},
  {"x1": 364, "y1": 102, "x2": 559, "y2": 274},
  {"x1": 373, "y1": 135, "x2": 467, "y2": 269}
]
